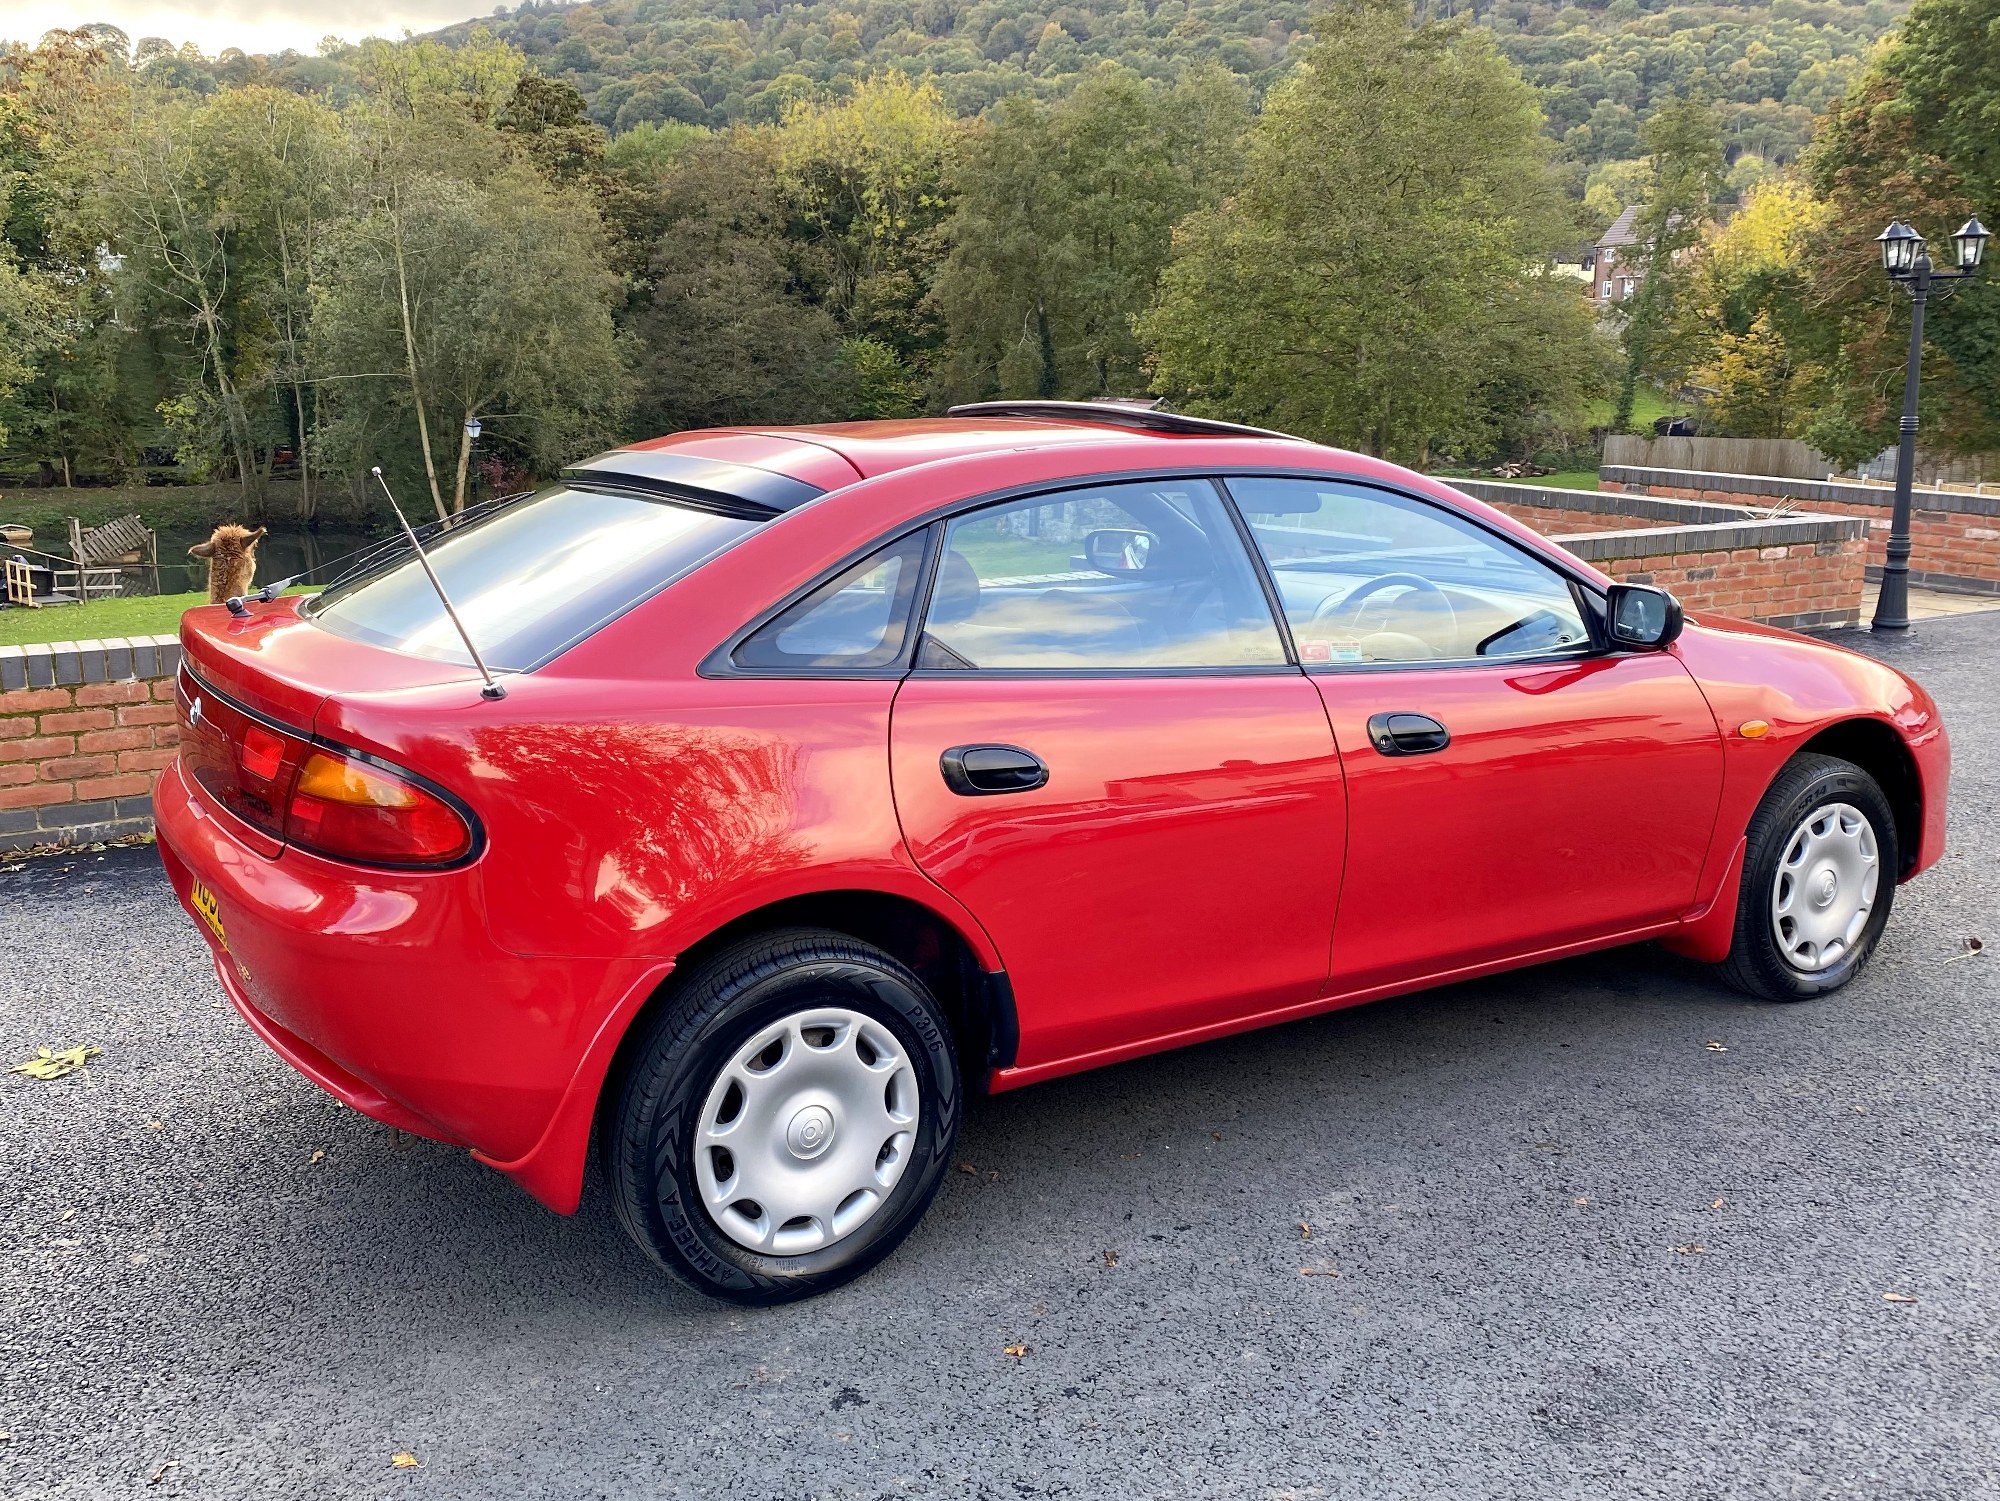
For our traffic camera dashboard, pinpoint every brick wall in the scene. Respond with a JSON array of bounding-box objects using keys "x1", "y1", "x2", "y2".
[
  {"x1": 1600, "y1": 465, "x2": 2000, "y2": 595},
  {"x1": 1445, "y1": 480, "x2": 1869, "y2": 631},
  {"x1": 0, "y1": 635, "x2": 180, "y2": 856}
]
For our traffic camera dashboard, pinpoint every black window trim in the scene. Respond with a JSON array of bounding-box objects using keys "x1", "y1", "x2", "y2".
[
  {"x1": 720, "y1": 524, "x2": 945, "y2": 679},
  {"x1": 700, "y1": 464, "x2": 1625, "y2": 682}
]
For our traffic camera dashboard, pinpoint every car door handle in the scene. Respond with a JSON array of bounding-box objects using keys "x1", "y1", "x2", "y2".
[
  {"x1": 940, "y1": 744, "x2": 1050, "y2": 796},
  {"x1": 1365, "y1": 712, "x2": 1451, "y2": 756}
]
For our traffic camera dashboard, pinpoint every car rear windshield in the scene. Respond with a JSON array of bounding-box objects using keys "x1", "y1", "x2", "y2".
[{"x1": 306, "y1": 485, "x2": 760, "y2": 670}]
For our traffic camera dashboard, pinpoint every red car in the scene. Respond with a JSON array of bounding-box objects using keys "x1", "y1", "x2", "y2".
[{"x1": 156, "y1": 403, "x2": 1949, "y2": 1303}]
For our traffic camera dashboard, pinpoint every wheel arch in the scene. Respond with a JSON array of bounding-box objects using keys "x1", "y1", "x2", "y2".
[{"x1": 1795, "y1": 717, "x2": 1923, "y2": 877}]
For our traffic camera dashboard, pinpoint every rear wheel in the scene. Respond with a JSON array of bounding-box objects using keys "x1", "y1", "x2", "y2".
[
  {"x1": 605, "y1": 929, "x2": 960, "y2": 1304},
  {"x1": 1714, "y1": 753, "x2": 1898, "y2": 1001}
]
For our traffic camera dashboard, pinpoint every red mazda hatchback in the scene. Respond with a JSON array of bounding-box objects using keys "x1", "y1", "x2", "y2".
[{"x1": 157, "y1": 403, "x2": 1948, "y2": 1302}]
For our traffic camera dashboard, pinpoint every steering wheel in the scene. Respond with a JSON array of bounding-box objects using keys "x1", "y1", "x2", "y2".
[{"x1": 1311, "y1": 572, "x2": 1457, "y2": 653}]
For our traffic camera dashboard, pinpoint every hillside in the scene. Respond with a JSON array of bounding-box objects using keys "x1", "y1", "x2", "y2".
[{"x1": 437, "y1": 0, "x2": 1905, "y2": 167}]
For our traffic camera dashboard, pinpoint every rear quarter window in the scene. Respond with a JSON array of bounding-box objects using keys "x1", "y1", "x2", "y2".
[{"x1": 308, "y1": 486, "x2": 760, "y2": 670}]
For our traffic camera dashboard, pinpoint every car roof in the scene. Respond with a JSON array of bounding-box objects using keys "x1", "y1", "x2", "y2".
[{"x1": 566, "y1": 407, "x2": 1325, "y2": 511}]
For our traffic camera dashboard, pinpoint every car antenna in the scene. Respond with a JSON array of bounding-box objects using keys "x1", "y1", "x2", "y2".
[{"x1": 371, "y1": 466, "x2": 507, "y2": 701}]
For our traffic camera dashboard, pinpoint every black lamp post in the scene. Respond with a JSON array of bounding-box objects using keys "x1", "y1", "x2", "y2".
[{"x1": 1870, "y1": 214, "x2": 1989, "y2": 630}]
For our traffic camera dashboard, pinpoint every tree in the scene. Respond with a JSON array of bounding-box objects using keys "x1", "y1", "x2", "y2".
[
  {"x1": 776, "y1": 75, "x2": 959, "y2": 406},
  {"x1": 1804, "y1": 0, "x2": 2000, "y2": 461},
  {"x1": 312, "y1": 164, "x2": 627, "y2": 515},
  {"x1": 0, "y1": 250, "x2": 60, "y2": 447},
  {"x1": 934, "y1": 64, "x2": 1248, "y2": 403},
  {"x1": 1139, "y1": 0, "x2": 1602, "y2": 464},
  {"x1": 1610, "y1": 96, "x2": 1727, "y2": 432},
  {"x1": 623, "y1": 137, "x2": 856, "y2": 434},
  {"x1": 1664, "y1": 179, "x2": 1836, "y2": 440}
]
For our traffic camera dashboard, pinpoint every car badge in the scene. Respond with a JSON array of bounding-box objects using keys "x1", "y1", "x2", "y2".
[{"x1": 188, "y1": 696, "x2": 204, "y2": 730}]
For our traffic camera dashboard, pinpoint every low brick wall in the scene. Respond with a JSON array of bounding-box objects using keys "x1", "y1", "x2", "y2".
[
  {"x1": 0, "y1": 490, "x2": 1869, "y2": 857},
  {"x1": 0, "y1": 635, "x2": 182, "y2": 856},
  {"x1": 1600, "y1": 465, "x2": 2000, "y2": 596},
  {"x1": 1450, "y1": 480, "x2": 1869, "y2": 630}
]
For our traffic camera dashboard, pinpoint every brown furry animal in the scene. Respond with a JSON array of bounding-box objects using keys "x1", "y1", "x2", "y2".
[{"x1": 189, "y1": 524, "x2": 266, "y2": 603}]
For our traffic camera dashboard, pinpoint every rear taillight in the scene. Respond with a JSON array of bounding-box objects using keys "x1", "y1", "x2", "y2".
[
  {"x1": 178, "y1": 669, "x2": 475, "y2": 868},
  {"x1": 284, "y1": 748, "x2": 473, "y2": 867}
]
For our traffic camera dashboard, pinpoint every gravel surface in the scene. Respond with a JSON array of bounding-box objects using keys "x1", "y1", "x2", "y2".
[{"x1": 2, "y1": 615, "x2": 1996, "y2": 1501}]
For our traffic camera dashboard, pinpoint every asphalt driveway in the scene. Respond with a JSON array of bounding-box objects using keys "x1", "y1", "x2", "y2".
[{"x1": 3, "y1": 613, "x2": 1996, "y2": 1501}]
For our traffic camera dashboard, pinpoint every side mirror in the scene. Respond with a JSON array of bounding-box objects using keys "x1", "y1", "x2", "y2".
[
  {"x1": 1606, "y1": 583, "x2": 1684, "y2": 650},
  {"x1": 1082, "y1": 528, "x2": 1156, "y2": 575}
]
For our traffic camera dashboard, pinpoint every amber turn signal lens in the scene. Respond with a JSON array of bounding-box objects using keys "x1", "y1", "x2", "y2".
[
  {"x1": 1739, "y1": 720, "x2": 1771, "y2": 739},
  {"x1": 293, "y1": 750, "x2": 420, "y2": 808}
]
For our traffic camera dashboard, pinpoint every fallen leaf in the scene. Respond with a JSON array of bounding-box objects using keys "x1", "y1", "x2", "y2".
[
  {"x1": 957, "y1": 1162, "x2": 977, "y2": 1175},
  {"x1": 1854, "y1": 1105, "x2": 1868, "y2": 1115},
  {"x1": 1943, "y1": 936, "x2": 1984, "y2": 966},
  {"x1": 1710, "y1": 1199, "x2": 1726, "y2": 1210},
  {"x1": 146, "y1": 1459, "x2": 180, "y2": 1486},
  {"x1": 1884, "y1": 1292, "x2": 1918, "y2": 1304},
  {"x1": 1211, "y1": 1132, "x2": 1223, "y2": 1141},
  {"x1": 1672, "y1": 1244, "x2": 1707, "y2": 1255},
  {"x1": 308, "y1": 1150, "x2": 325, "y2": 1165},
  {"x1": 1704, "y1": 1041, "x2": 1729, "y2": 1052},
  {"x1": 1101, "y1": 1249, "x2": 1118, "y2": 1268},
  {"x1": 60, "y1": 1208, "x2": 75, "y2": 1221},
  {"x1": 986, "y1": 1170, "x2": 1000, "y2": 1181},
  {"x1": 1300, "y1": 1267, "x2": 1340, "y2": 1277},
  {"x1": 1573, "y1": 1196, "x2": 1590, "y2": 1207},
  {"x1": 144, "y1": 1120, "x2": 161, "y2": 1131},
  {"x1": 1298, "y1": 1221, "x2": 1311, "y2": 1240},
  {"x1": 391, "y1": 1452, "x2": 421, "y2": 1469},
  {"x1": 1003, "y1": 1344, "x2": 1028, "y2": 1358},
  {"x1": 8, "y1": 1045, "x2": 102, "y2": 1081}
]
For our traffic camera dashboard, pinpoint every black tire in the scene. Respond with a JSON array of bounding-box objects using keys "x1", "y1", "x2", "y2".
[
  {"x1": 1713, "y1": 753, "x2": 1899, "y2": 1001},
  {"x1": 604, "y1": 928, "x2": 961, "y2": 1304}
]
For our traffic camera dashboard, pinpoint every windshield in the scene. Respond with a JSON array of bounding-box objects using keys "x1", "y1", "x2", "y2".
[{"x1": 308, "y1": 485, "x2": 760, "y2": 670}]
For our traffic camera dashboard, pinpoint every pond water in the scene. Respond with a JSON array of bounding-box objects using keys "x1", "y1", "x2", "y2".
[{"x1": 147, "y1": 522, "x2": 384, "y2": 597}]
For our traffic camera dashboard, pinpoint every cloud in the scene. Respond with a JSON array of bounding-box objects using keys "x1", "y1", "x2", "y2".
[{"x1": 2, "y1": 2, "x2": 492, "y2": 56}]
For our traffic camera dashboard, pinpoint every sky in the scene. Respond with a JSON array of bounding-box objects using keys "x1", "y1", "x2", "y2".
[{"x1": 2, "y1": 2, "x2": 489, "y2": 56}]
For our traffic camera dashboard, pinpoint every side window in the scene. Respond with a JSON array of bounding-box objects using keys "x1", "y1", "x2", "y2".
[
  {"x1": 1230, "y1": 476, "x2": 1592, "y2": 665},
  {"x1": 920, "y1": 479, "x2": 1287, "y2": 671},
  {"x1": 733, "y1": 530, "x2": 929, "y2": 671}
]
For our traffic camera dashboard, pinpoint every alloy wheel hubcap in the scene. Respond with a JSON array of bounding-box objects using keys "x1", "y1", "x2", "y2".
[
  {"x1": 1771, "y1": 801, "x2": 1879, "y2": 973},
  {"x1": 694, "y1": 1007, "x2": 919, "y2": 1256}
]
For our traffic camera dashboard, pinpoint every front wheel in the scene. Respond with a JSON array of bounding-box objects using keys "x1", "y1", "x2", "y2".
[
  {"x1": 605, "y1": 929, "x2": 961, "y2": 1304},
  {"x1": 1714, "y1": 753, "x2": 1899, "y2": 1001}
]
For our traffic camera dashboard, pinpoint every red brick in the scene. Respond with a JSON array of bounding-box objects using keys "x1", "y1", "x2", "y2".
[
  {"x1": 75, "y1": 680, "x2": 152, "y2": 707},
  {"x1": 152, "y1": 678, "x2": 178, "y2": 701},
  {"x1": 78, "y1": 727, "x2": 149, "y2": 754},
  {"x1": 39, "y1": 708, "x2": 114, "y2": 734},
  {"x1": 74, "y1": 773, "x2": 152, "y2": 800},
  {"x1": 117, "y1": 704, "x2": 178, "y2": 728},
  {"x1": 151, "y1": 724, "x2": 180, "y2": 749},
  {"x1": 0, "y1": 688, "x2": 70, "y2": 715},
  {"x1": 0, "y1": 764, "x2": 38, "y2": 787},
  {"x1": 39, "y1": 753, "x2": 117, "y2": 780},
  {"x1": 0, "y1": 735, "x2": 73, "y2": 763},
  {"x1": 0, "y1": 783, "x2": 72, "y2": 810},
  {"x1": 0, "y1": 717, "x2": 34, "y2": 740},
  {"x1": 116, "y1": 749, "x2": 179, "y2": 774}
]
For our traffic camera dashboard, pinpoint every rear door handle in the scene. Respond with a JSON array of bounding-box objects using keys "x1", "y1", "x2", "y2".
[
  {"x1": 1365, "y1": 712, "x2": 1451, "y2": 756},
  {"x1": 940, "y1": 744, "x2": 1050, "y2": 796}
]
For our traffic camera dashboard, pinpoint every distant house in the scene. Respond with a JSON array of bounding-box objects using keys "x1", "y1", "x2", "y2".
[{"x1": 1592, "y1": 205, "x2": 1643, "y2": 304}]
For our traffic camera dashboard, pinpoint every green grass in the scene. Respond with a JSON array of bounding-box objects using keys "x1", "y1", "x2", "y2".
[
  {"x1": 1586, "y1": 383, "x2": 1676, "y2": 434},
  {"x1": 0, "y1": 588, "x2": 316, "y2": 648},
  {"x1": 1538, "y1": 470, "x2": 1602, "y2": 491}
]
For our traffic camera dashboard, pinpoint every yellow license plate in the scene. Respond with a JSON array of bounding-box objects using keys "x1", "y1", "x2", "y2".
[{"x1": 189, "y1": 879, "x2": 229, "y2": 950}]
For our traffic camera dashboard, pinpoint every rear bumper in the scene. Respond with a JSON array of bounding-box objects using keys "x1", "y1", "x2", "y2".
[{"x1": 155, "y1": 759, "x2": 666, "y2": 1211}]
